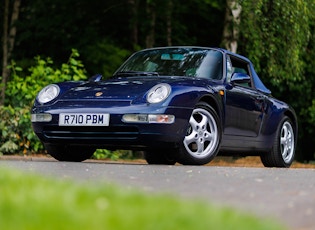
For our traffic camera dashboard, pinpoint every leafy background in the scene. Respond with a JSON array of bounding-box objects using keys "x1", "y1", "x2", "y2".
[{"x1": 0, "y1": 0, "x2": 314, "y2": 161}]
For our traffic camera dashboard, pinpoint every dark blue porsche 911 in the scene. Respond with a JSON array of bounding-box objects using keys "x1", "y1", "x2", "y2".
[{"x1": 31, "y1": 46, "x2": 297, "y2": 167}]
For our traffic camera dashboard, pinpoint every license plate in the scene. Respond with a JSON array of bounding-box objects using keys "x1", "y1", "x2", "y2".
[{"x1": 59, "y1": 113, "x2": 110, "y2": 126}]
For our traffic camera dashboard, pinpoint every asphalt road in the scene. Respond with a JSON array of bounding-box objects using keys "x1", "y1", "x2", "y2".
[{"x1": 1, "y1": 158, "x2": 314, "y2": 230}]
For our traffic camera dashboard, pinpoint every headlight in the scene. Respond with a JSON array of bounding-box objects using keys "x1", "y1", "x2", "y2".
[
  {"x1": 37, "y1": 84, "x2": 60, "y2": 104},
  {"x1": 146, "y1": 83, "x2": 171, "y2": 103}
]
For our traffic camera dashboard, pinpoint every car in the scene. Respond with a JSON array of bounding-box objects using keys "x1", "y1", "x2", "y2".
[{"x1": 31, "y1": 46, "x2": 297, "y2": 167}]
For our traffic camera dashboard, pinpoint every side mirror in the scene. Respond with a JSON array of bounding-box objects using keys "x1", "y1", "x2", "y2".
[
  {"x1": 230, "y1": 72, "x2": 251, "y2": 84},
  {"x1": 89, "y1": 74, "x2": 103, "y2": 82}
]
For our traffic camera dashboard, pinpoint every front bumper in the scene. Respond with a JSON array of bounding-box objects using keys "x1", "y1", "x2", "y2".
[{"x1": 31, "y1": 106, "x2": 192, "y2": 150}]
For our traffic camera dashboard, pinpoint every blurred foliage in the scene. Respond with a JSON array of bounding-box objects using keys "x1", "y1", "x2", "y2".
[
  {"x1": 238, "y1": 0, "x2": 315, "y2": 161},
  {"x1": 239, "y1": 0, "x2": 310, "y2": 96},
  {"x1": 6, "y1": 49, "x2": 87, "y2": 107},
  {"x1": 1, "y1": 0, "x2": 315, "y2": 161},
  {"x1": 0, "y1": 105, "x2": 37, "y2": 155},
  {"x1": 92, "y1": 149, "x2": 137, "y2": 161},
  {"x1": 82, "y1": 39, "x2": 131, "y2": 78},
  {"x1": 0, "y1": 49, "x2": 87, "y2": 155},
  {"x1": 0, "y1": 167, "x2": 286, "y2": 230},
  {"x1": 0, "y1": 49, "x2": 136, "y2": 160},
  {"x1": 11, "y1": 0, "x2": 225, "y2": 75}
]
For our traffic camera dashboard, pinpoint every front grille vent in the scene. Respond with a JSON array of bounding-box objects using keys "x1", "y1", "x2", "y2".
[{"x1": 43, "y1": 126, "x2": 139, "y2": 140}]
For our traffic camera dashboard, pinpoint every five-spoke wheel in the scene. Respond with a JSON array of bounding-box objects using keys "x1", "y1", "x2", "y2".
[
  {"x1": 260, "y1": 116, "x2": 296, "y2": 167},
  {"x1": 178, "y1": 102, "x2": 221, "y2": 165}
]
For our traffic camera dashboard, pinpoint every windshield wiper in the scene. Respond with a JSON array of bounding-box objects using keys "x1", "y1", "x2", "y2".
[{"x1": 114, "y1": 71, "x2": 159, "y2": 77}]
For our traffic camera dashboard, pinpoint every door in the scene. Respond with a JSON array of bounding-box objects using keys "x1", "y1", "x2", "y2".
[{"x1": 224, "y1": 85, "x2": 265, "y2": 137}]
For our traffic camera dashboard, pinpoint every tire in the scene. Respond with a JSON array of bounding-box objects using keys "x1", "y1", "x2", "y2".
[
  {"x1": 260, "y1": 116, "x2": 296, "y2": 167},
  {"x1": 144, "y1": 150, "x2": 177, "y2": 165},
  {"x1": 177, "y1": 102, "x2": 221, "y2": 165},
  {"x1": 44, "y1": 144, "x2": 95, "y2": 162}
]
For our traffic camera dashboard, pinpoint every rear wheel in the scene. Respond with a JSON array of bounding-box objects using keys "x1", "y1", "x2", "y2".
[
  {"x1": 260, "y1": 116, "x2": 296, "y2": 167},
  {"x1": 44, "y1": 144, "x2": 95, "y2": 162},
  {"x1": 144, "y1": 150, "x2": 176, "y2": 165},
  {"x1": 177, "y1": 102, "x2": 221, "y2": 165}
]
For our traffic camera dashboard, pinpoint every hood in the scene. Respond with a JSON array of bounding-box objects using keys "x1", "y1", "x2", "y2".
[{"x1": 59, "y1": 77, "x2": 167, "y2": 101}]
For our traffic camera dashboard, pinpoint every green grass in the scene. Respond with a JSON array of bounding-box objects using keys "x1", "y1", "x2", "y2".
[{"x1": 0, "y1": 167, "x2": 286, "y2": 230}]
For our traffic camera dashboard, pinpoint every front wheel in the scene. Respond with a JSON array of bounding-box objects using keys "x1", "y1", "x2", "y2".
[
  {"x1": 177, "y1": 102, "x2": 222, "y2": 165},
  {"x1": 260, "y1": 116, "x2": 296, "y2": 167},
  {"x1": 44, "y1": 144, "x2": 95, "y2": 162}
]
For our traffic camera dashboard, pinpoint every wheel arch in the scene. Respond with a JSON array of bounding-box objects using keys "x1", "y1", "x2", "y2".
[
  {"x1": 260, "y1": 110, "x2": 297, "y2": 167},
  {"x1": 284, "y1": 109, "x2": 298, "y2": 141},
  {"x1": 198, "y1": 95, "x2": 223, "y2": 122}
]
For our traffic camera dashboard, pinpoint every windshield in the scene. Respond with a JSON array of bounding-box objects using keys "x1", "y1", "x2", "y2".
[{"x1": 115, "y1": 47, "x2": 223, "y2": 80}]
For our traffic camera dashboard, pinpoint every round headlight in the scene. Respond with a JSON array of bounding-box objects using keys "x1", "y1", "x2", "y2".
[
  {"x1": 37, "y1": 84, "x2": 60, "y2": 104},
  {"x1": 147, "y1": 83, "x2": 171, "y2": 104}
]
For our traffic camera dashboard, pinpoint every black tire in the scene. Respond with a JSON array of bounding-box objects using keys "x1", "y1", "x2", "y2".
[
  {"x1": 44, "y1": 144, "x2": 95, "y2": 162},
  {"x1": 144, "y1": 150, "x2": 177, "y2": 165},
  {"x1": 260, "y1": 116, "x2": 296, "y2": 167},
  {"x1": 177, "y1": 102, "x2": 222, "y2": 165}
]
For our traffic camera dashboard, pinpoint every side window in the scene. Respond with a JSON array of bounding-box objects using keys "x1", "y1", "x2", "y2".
[
  {"x1": 226, "y1": 56, "x2": 233, "y2": 83},
  {"x1": 229, "y1": 55, "x2": 252, "y2": 87}
]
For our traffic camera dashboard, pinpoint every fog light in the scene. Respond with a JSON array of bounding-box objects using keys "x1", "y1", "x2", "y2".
[
  {"x1": 122, "y1": 114, "x2": 175, "y2": 124},
  {"x1": 122, "y1": 114, "x2": 148, "y2": 123},
  {"x1": 31, "y1": 113, "x2": 52, "y2": 122}
]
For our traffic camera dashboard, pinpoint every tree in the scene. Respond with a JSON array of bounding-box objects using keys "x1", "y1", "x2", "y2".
[
  {"x1": 144, "y1": 0, "x2": 156, "y2": 48},
  {"x1": 222, "y1": 0, "x2": 242, "y2": 52},
  {"x1": 239, "y1": 0, "x2": 310, "y2": 90},
  {"x1": 1, "y1": 0, "x2": 21, "y2": 105},
  {"x1": 298, "y1": 5, "x2": 315, "y2": 161},
  {"x1": 127, "y1": 0, "x2": 139, "y2": 48},
  {"x1": 165, "y1": 0, "x2": 173, "y2": 46},
  {"x1": 238, "y1": 0, "x2": 313, "y2": 160}
]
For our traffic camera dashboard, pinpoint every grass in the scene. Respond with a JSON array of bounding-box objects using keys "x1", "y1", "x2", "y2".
[{"x1": 0, "y1": 167, "x2": 286, "y2": 230}]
